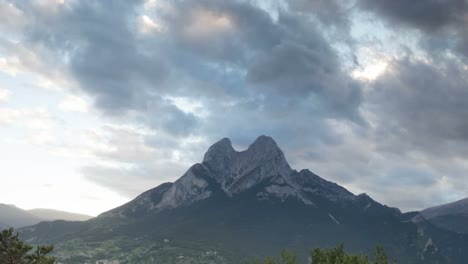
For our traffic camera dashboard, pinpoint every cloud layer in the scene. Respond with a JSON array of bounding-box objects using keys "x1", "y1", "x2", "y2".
[{"x1": 2, "y1": 0, "x2": 468, "y2": 211}]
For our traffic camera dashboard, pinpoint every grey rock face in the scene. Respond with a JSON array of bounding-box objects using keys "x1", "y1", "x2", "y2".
[
  {"x1": 203, "y1": 135, "x2": 292, "y2": 195},
  {"x1": 157, "y1": 164, "x2": 213, "y2": 209},
  {"x1": 291, "y1": 169, "x2": 355, "y2": 201},
  {"x1": 157, "y1": 135, "x2": 296, "y2": 210},
  {"x1": 102, "y1": 135, "x2": 360, "y2": 217}
]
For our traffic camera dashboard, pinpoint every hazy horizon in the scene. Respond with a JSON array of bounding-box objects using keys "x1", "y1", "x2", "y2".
[{"x1": 1, "y1": 0, "x2": 468, "y2": 216}]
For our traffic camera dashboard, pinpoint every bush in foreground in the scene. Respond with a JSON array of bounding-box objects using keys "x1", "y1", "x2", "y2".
[{"x1": 0, "y1": 228, "x2": 55, "y2": 264}]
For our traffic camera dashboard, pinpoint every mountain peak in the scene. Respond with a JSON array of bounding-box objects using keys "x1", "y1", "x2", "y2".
[
  {"x1": 198, "y1": 136, "x2": 292, "y2": 196},
  {"x1": 150, "y1": 136, "x2": 354, "y2": 212},
  {"x1": 248, "y1": 135, "x2": 280, "y2": 151},
  {"x1": 203, "y1": 138, "x2": 235, "y2": 163},
  {"x1": 214, "y1": 137, "x2": 233, "y2": 149},
  {"x1": 202, "y1": 136, "x2": 288, "y2": 172},
  {"x1": 246, "y1": 135, "x2": 289, "y2": 171}
]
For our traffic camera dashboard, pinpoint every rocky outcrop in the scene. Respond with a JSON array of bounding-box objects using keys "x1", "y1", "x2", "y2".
[{"x1": 102, "y1": 135, "x2": 364, "y2": 217}]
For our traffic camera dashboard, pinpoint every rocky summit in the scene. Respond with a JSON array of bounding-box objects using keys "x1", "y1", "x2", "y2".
[
  {"x1": 18, "y1": 136, "x2": 468, "y2": 264},
  {"x1": 101, "y1": 136, "x2": 354, "y2": 219}
]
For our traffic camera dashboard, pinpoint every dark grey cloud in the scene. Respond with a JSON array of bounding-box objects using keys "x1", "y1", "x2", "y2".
[
  {"x1": 145, "y1": 100, "x2": 199, "y2": 137},
  {"x1": 21, "y1": 0, "x2": 168, "y2": 114},
  {"x1": 368, "y1": 56, "x2": 468, "y2": 157},
  {"x1": 286, "y1": 0, "x2": 353, "y2": 38},
  {"x1": 359, "y1": 0, "x2": 468, "y2": 60},
  {"x1": 247, "y1": 39, "x2": 362, "y2": 121},
  {"x1": 307, "y1": 54, "x2": 468, "y2": 211},
  {"x1": 359, "y1": 0, "x2": 466, "y2": 31},
  {"x1": 9, "y1": 0, "x2": 362, "y2": 138},
  {"x1": 200, "y1": 95, "x2": 345, "y2": 149},
  {"x1": 15, "y1": 0, "x2": 360, "y2": 115},
  {"x1": 160, "y1": 0, "x2": 282, "y2": 64},
  {"x1": 381, "y1": 167, "x2": 437, "y2": 188}
]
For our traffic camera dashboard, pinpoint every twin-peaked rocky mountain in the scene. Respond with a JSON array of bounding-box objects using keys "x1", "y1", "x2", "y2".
[
  {"x1": 18, "y1": 136, "x2": 468, "y2": 263},
  {"x1": 102, "y1": 136, "x2": 354, "y2": 218}
]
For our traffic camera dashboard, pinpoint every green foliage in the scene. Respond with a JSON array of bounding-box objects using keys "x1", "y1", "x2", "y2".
[
  {"x1": 373, "y1": 245, "x2": 388, "y2": 264},
  {"x1": 0, "y1": 228, "x2": 55, "y2": 264},
  {"x1": 280, "y1": 250, "x2": 297, "y2": 264},
  {"x1": 311, "y1": 244, "x2": 369, "y2": 264},
  {"x1": 244, "y1": 250, "x2": 297, "y2": 264},
  {"x1": 246, "y1": 244, "x2": 390, "y2": 264}
]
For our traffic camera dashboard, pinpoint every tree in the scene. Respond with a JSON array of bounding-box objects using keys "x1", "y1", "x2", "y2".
[
  {"x1": 244, "y1": 250, "x2": 297, "y2": 264},
  {"x1": 310, "y1": 244, "x2": 369, "y2": 264},
  {"x1": 280, "y1": 250, "x2": 297, "y2": 264},
  {"x1": 246, "y1": 244, "x2": 389, "y2": 264},
  {"x1": 373, "y1": 245, "x2": 388, "y2": 264},
  {"x1": 0, "y1": 228, "x2": 55, "y2": 264}
]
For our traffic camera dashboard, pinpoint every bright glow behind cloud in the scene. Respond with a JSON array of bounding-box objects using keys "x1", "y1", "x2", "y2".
[{"x1": 352, "y1": 60, "x2": 388, "y2": 81}]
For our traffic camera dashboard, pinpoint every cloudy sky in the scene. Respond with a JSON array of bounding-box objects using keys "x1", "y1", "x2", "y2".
[{"x1": 1, "y1": 0, "x2": 468, "y2": 216}]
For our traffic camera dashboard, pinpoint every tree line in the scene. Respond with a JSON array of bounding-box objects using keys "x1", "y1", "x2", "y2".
[
  {"x1": 1, "y1": 227, "x2": 391, "y2": 264},
  {"x1": 246, "y1": 244, "x2": 391, "y2": 264}
]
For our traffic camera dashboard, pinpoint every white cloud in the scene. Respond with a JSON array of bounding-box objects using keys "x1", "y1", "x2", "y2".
[
  {"x1": 0, "y1": 42, "x2": 43, "y2": 76},
  {"x1": 0, "y1": 40, "x2": 74, "y2": 92},
  {"x1": 0, "y1": 88, "x2": 10, "y2": 102},
  {"x1": 23, "y1": 108, "x2": 57, "y2": 130},
  {"x1": 36, "y1": 77, "x2": 64, "y2": 91},
  {"x1": 0, "y1": 107, "x2": 21, "y2": 124},
  {"x1": 59, "y1": 95, "x2": 89, "y2": 113},
  {"x1": 0, "y1": 107, "x2": 58, "y2": 138},
  {"x1": 0, "y1": 56, "x2": 26, "y2": 76}
]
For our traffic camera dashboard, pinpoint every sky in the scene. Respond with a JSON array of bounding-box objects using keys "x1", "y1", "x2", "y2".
[{"x1": 1, "y1": 0, "x2": 468, "y2": 216}]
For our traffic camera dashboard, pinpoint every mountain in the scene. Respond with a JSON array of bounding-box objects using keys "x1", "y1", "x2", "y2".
[
  {"x1": 0, "y1": 204, "x2": 93, "y2": 229},
  {"x1": 420, "y1": 198, "x2": 468, "y2": 234},
  {"x1": 27, "y1": 209, "x2": 93, "y2": 222},
  {"x1": 18, "y1": 136, "x2": 468, "y2": 263},
  {"x1": 101, "y1": 136, "x2": 355, "y2": 219},
  {"x1": 0, "y1": 203, "x2": 44, "y2": 228}
]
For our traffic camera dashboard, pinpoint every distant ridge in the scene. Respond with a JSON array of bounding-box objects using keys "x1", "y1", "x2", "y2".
[
  {"x1": 28, "y1": 208, "x2": 93, "y2": 222},
  {"x1": 420, "y1": 198, "x2": 468, "y2": 234},
  {"x1": 0, "y1": 203, "x2": 43, "y2": 228},
  {"x1": 0, "y1": 204, "x2": 93, "y2": 229}
]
